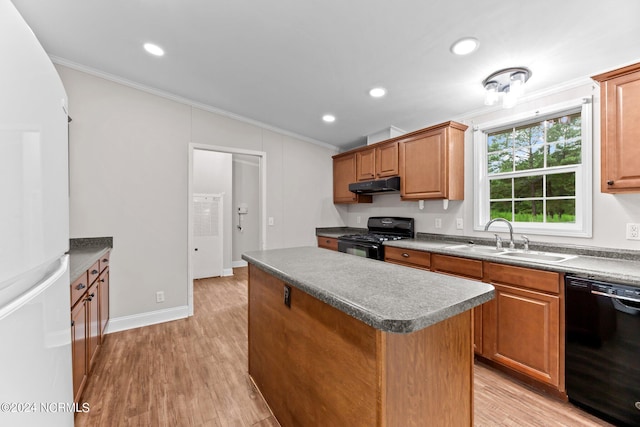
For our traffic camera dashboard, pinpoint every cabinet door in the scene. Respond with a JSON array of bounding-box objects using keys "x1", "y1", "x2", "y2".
[
  {"x1": 71, "y1": 299, "x2": 87, "y2": 404},
  {"x1": 375, "y1": 141, "x2": 399, "y2": 178},
  {"x1": 431, "y1": 254, "x2": 484, "y2": 354},
  {"x1": 333, "y1": 154, "x2": 371, "y2": 204},
  {"x1": 356, "y1": 148, "x2": 376, "y2": 181},
  {"x1": 99, "y1": 267, "x2": 109, "y2": 341},
  {"x1": 87, "y1": 282, "x2": 100, "y2": 371},
  {"x1": 482, "y1": 283, "x2": 560, "y2": 388},
  {"x1": 599, "y1": 69, "x2": 640, "y2": 192},
  {"x1": 399, "y1": 129, "x2": 447, "y2": 199}
]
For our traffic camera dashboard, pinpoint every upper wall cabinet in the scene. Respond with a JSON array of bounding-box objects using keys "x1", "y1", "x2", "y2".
[
  {"x1": 356, "y1": 141, "x2": 399, "y2": 181},
  {"x1": 399, "y1": 121, "x2": 467, "y2": 200},
  {"x1": 593, "y1": 62, "x2": 640, "y2": 193},
  {"x1": 333, "y1": 152, "x2": 372, "y2": 204},
  {"x1": 332, "y1": 120, "x2": 467, "y2": 204}
]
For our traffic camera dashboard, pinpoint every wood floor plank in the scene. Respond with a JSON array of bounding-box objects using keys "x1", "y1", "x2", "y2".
[{"x1": 75, "y1": 267, "x2": 612, "y2": 427}]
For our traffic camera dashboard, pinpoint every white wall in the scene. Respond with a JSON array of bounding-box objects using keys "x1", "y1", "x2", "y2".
[
  {"x1": 193, "y1": 150, "x2": 233, "y2": 272},
  {"x1": 343, "y1": 82, "x2": 640, "y2": 250},
  {"x1": 59, "y1": 64, "x2": 343, "y2": 329},
  {"x1": 232, "y1": 154, "x2": 260, "y2": 265}
]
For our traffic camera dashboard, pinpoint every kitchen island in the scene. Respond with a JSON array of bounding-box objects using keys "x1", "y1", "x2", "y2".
[{"x1": 242, "y1": 247, "x2": 494, "y2": 427}]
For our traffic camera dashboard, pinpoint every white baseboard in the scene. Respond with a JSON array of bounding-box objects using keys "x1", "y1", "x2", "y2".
[
  {"x1": 232, "y1": 260, "x2": 248, "y2": 268},
  {"x1": 105, "y1": 305, "x2": 189, "y2": 334},
  {"x1": 222, "y1": 268, "x2": 234, "y2": 277}
]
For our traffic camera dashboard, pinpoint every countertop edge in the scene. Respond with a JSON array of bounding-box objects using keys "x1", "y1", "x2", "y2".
[
  {"x1": 242, "y1": 250, "x2": 494, "y2": 334},
  {"x1": 68, "y1": 238, "x2": 112, "y2": 282}
]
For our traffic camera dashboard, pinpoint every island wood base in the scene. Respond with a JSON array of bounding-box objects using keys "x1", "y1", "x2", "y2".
[{"x1": 248, "y1": 264, "x2": 473, "y2": 427}]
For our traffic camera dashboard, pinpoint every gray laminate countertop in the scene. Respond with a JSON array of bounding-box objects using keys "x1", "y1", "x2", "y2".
[
  {"x1": 68, "y1": 237, "x2": 112, "y2": 282},
  {"x1": 242, "y1": 247, "x2": 494, "y2": 334}
]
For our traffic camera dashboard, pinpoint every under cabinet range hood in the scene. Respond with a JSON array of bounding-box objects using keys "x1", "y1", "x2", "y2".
[{"x1": 349, "y1": 176, "x2": 400, "y2": 194}]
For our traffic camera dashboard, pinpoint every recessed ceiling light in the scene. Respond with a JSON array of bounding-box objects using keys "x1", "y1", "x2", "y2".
[
  {"x1": 450, "y1": 37, "x2": 479, "y2": 56},
  {"x1": 369, "y1": 87, "x2": 387, "y2": 98},
  {"x1": 322, "y1": 114, "x2": 336, "y2": 123},
  {"x1": 143, "y1": 43, "x2": 165, "y2": 57}
]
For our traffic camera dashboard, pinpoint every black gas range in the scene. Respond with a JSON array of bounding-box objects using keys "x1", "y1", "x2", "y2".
[{"x1": 338, "y1": 217, "x2": 414, "y2": 260}]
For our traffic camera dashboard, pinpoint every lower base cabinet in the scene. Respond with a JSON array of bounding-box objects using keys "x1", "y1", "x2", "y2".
[
  {"x1": 385, "y1": 248, "x2": 564, "y2": 393},
  {"x1": 482, "y1": 262, "x2": 562, "y2": 390},
  {"x1": 71, "y1": 251, "x2": 110, "y2": 404},
  {"x1": 248, "y1": 264, "x2": 474, "y2": 426}
]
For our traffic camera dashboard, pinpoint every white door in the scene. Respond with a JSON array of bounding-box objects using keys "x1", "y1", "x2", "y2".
[{"x1": 192, "y1": 194, "x2": 223, "y2": 279}]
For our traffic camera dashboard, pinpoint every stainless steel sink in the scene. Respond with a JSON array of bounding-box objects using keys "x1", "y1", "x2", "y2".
[
  {"x1": 444, "y1": 244, "x2": 577, "y2": 263},
  {"x1": 496, "y1": 251, "x2": 576, "y2": 263},
  {"x1": 444, "y1": 244, "x2": 507, "y2": 255}
]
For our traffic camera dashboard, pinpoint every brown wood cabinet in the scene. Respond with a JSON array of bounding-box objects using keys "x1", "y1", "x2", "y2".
[
  {"x1": 482, "y1": 262, "x2": 562, "y2": 390},
  {"x1": 384, "y1": 247, "x2": 564, "y2": 393},
  {"x1": 384, "y1": 246, "x2": 431, "y2": 270},
  {"x1": 593, "y1": 62, "x2": 640, "y2": 193},
  {"x1": 431, "y1": 254, "x2": 484, "y2": 354},
  {"x1": 70, "y1": 251, "x2": 111, "y2": 404},
  {"x1": 317, "y1": 236, "x2": 339, "y2": 251},
  {"x1": 333, "y1": 153, "x2": 372, "y2": 204},
  {"x1": 355, "y1": 141, "x2": 400, "y2": 181},
  {"x1": 399, "y1": 121, "x2": 467, "y2": 200},
  {"x1": 248, "y1": 264, "x2": 474, "y2": 426}
]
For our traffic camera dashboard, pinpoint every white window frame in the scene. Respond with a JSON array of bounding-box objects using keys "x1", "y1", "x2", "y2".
[{"x1": 473, "y1": 98, "x2": 593, "y2": 237}]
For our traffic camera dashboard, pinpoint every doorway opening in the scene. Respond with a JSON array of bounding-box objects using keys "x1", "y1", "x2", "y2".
[{"x1": 187, "y1": 143, "x2": 266, "y2": 316}]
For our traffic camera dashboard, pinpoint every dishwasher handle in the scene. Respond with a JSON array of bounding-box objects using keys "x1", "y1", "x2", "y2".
[{"x1": 591, "y1": 290, "x2": 640, "y2": 314}]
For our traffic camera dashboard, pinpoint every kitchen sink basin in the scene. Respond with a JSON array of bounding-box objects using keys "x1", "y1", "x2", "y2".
[
  {"x1": 496, "y1": 251, "x2": 577, "y2": 263},
  {"x1": 444, "y1": 244, "x2": 577, "y2": 263},
  {"x1": 444, "y1": 244, "x2": 507, "y2": 255}
]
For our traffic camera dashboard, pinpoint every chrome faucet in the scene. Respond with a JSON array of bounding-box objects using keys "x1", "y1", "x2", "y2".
[{"x1": 484, "y1": 218, "x2": 515, "y2": 249}]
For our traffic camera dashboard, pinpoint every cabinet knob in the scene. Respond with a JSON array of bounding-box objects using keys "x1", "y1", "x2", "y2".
[
  {"x1": 71, "y1": 320, "x2": 75, "y2": 327},
  {"x1": 91, "y1": 269, "x2": 98, "y2": 275},
  {"x1": 102, "y1": 258, "x2": 109, "y2": 263},
  {"x1": 100, "y1": 278, "x2": 105, "y2": 283},
  {"x1": 76, "y1": 283, "x2": 86, "y2": 290},
  {"x1": 90, "y1": 293, "x2": 95, "y2": 298},
  {"x1": 402, "y1": 253, "x2": 410, "y2": 258},
  {"x1": 607, "y1": 180, "x2": 614, "y2": 185}
]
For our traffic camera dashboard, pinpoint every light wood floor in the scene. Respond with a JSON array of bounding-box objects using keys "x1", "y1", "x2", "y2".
[{"x1": 75, "y1": 267, "x2": 612, "y2": 427}]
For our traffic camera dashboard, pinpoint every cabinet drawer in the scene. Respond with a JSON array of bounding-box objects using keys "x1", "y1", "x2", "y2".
[
  {"x1": 317, "y1": 236, "x2": 339, "y2": 251},
  {"x1": 70, "y1": 271, "x2": 89, "y2": 307},
  {"x1": 485, "y1": 262, "x2": 560, "y2": 294},
  {"x1": 88, "y1": 260, "x2": 100, "y2": 285},
  {"x1": 99, "y1": 251, "x2": 110, "y2": 273},
  {"x1": 384, "y1": 247, "x2": 431, "y2": 270},
  {"x1": 432, "y1": 254, "x2": 483, "y2": 279}
]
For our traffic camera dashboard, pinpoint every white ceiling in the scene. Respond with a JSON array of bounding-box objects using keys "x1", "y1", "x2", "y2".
[{"x1": 12, "y1": 0, "x2": 640, "y2": 149}]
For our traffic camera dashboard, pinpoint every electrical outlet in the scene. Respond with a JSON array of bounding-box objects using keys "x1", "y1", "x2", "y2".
[
  {"x1": 156, "y1": 291, "x2": 165, "y2": 303},
  {"x1": 456, "y1": 218, "x2": 464, "y2": 230},
  {"x1": 356, "y1": 216, "x2": 361, "y2": 224},
  {"x1": 268, "y1": 217, "x2": 275, "y2": 226},
  {"x1": 626, "y1": 223, "x2": 640, "y2": 240},
  {"x1": 435, "y1": 218, "x2": 442, "y2": 229}
]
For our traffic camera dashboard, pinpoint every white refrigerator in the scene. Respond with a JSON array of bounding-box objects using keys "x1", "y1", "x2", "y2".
[{"x1": 0, "y1": 0, "x2": 74, "y2": 426}]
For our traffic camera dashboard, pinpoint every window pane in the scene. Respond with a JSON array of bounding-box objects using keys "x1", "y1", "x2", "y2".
[
  {"x1": 490, "y1": 178, "x2": 512, "y2": 199},
  {"x1": 514, "y1": 200, "x2": 543, "y2": 222},
  {"x1": 514, "y1": 175, "x2": 543, "y2": 198},
  {"x1": 513, "y1": 123, "x2": 544, "y2": 171},
  {"x1": 546, "y1": 199, "x2": 576, "y2": 223},
  {"x1": 490, "y1": 201, "x2": 512, "y2": 221},
  {"x1": 546, "y1": 172, "x2": 575, "y2": 197},
  {"x1": 488, "y1": 131, "x2": 512, "y2": 152},
  {"x1": 488, "y1": 151, "x2": 513, "y2": 174},
  {"x1": 547, "y1": 139, "x2": 581, "y2": 167},
  {"x1": 546, "y1": 113, "x2": 581, "y2": 143}
]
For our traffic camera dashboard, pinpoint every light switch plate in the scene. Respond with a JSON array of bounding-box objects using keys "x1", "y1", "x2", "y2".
[
  {"x1": 435, "y1": 218, "x2": 442, "y2": 229},
  {"x1": 456, "y1": 218, "x2": 464, "y2": 230}
]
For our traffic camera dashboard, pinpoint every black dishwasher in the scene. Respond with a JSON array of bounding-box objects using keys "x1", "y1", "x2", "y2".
[{"x1": 565, "y1": 275, "x2": 640, "y2": 426}]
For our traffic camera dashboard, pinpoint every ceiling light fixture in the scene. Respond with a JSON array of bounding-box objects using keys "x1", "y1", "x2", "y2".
[
  {"x1": 369, "y1": 87, "x2": 387, "y2": 98},
  {"x1": 482, "y1": 67, "x2": 531, "y2": 108},
  {"x1": 450, "y1": 37, "x2": 479, "y2": 55},
  {"x1": 143, "y1": 43, "x2": 165, "y2": 57},
  {"x1": 322, "y1": 114, "x2": 336, "y2": 123}
]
